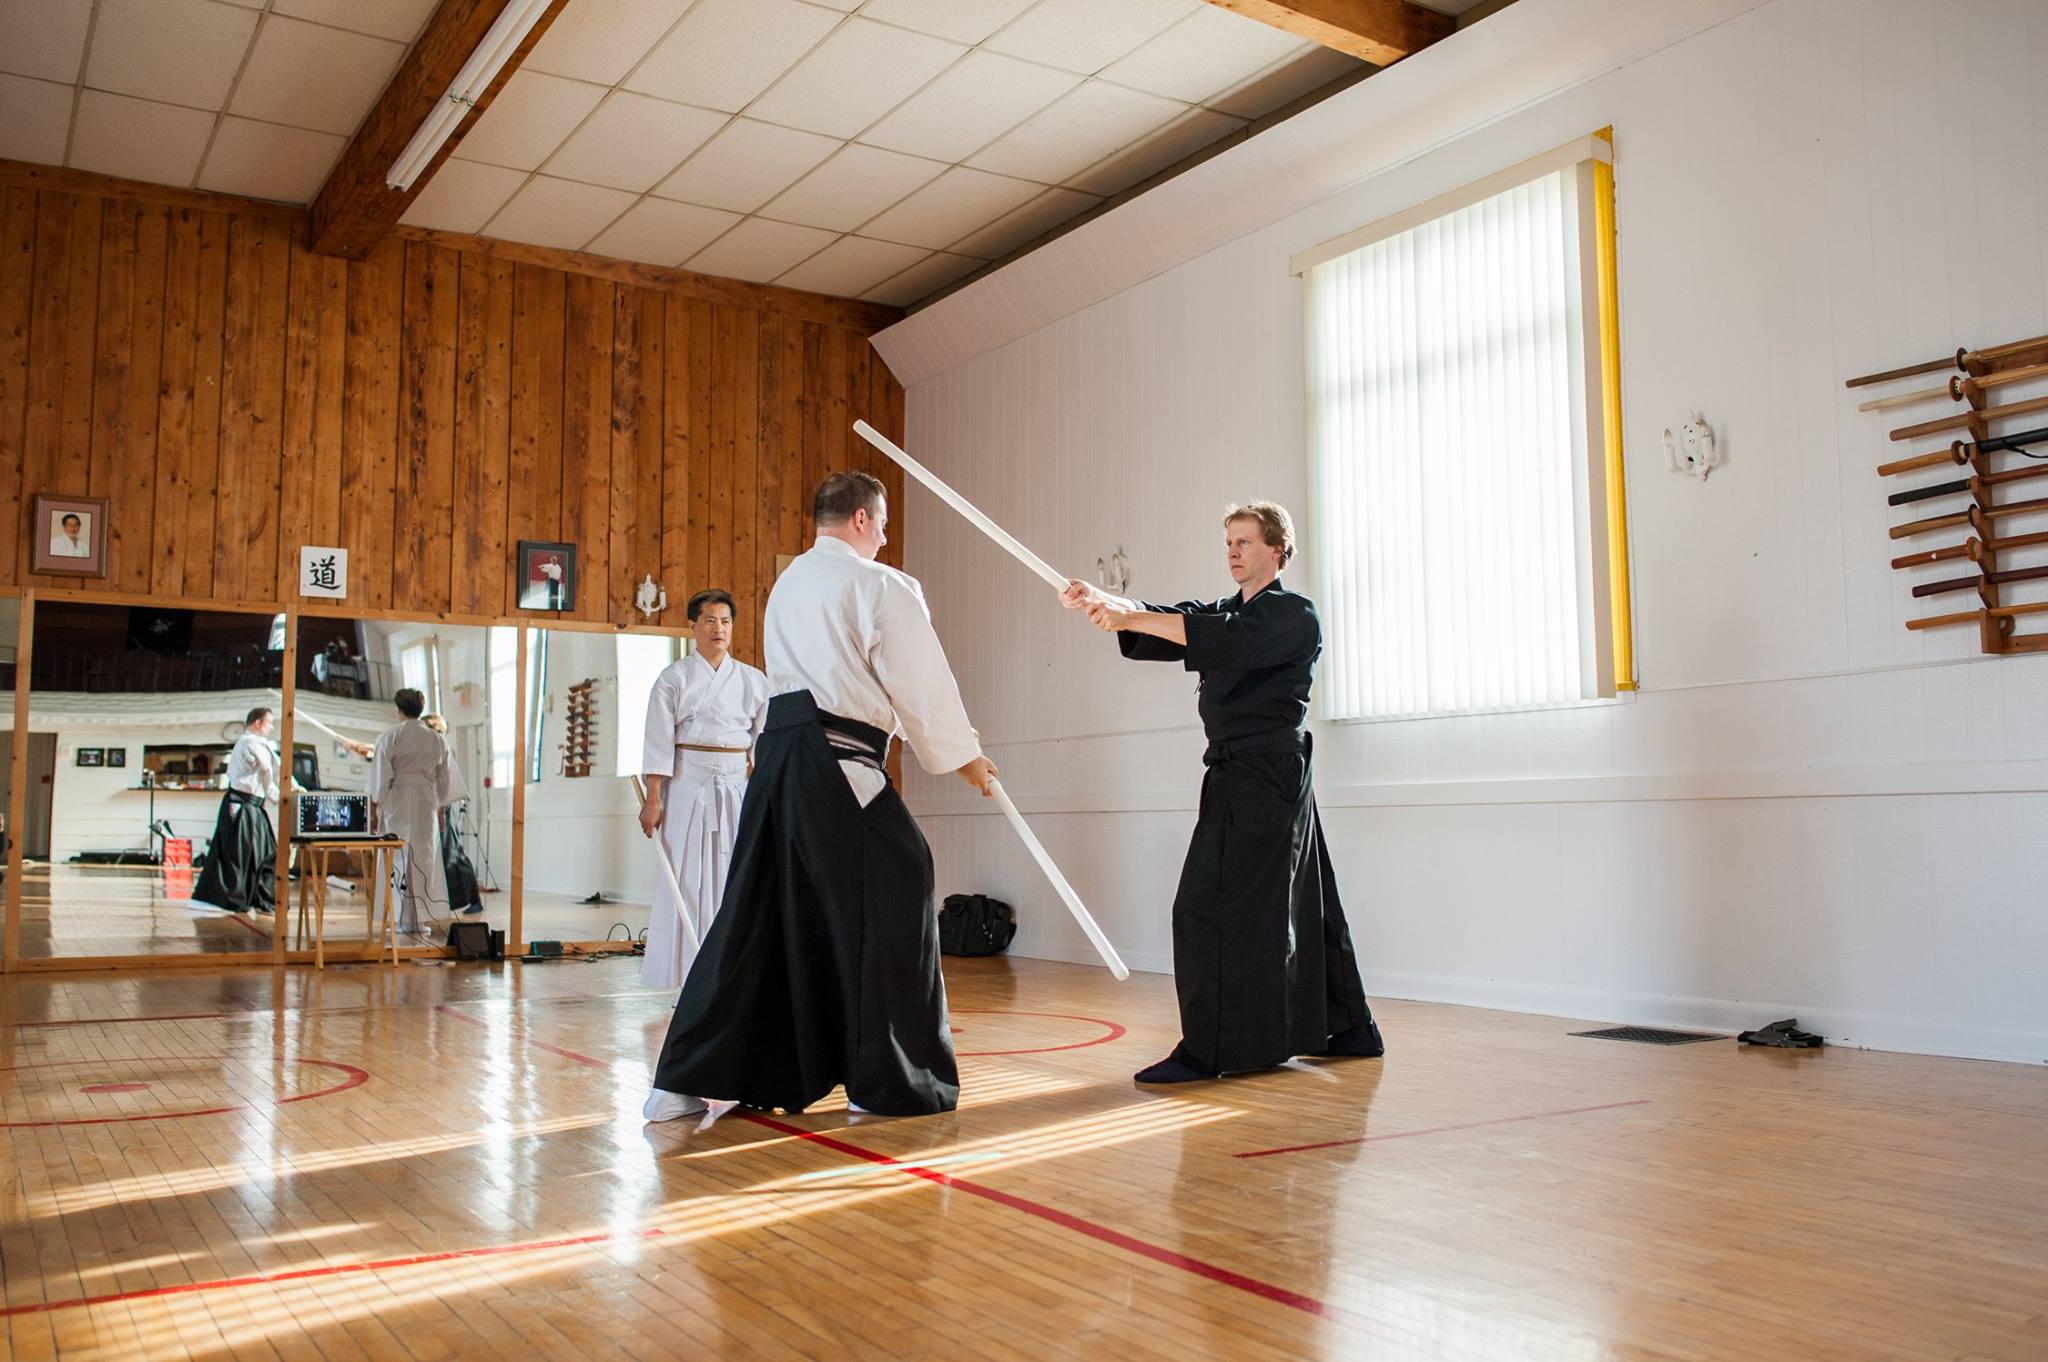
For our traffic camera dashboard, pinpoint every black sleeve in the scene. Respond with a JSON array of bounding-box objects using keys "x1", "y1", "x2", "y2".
[
  {"x1": 1115, "y1": 598, "x2": 1218, "y2": 664},
  {"x1": 1181, "y1": 596, "x2": 1319, "y2": 673}
]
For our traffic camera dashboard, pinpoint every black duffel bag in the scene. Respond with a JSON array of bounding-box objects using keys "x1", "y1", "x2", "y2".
[{"x1": 938, "y1": 893, "x2": 1016, "y2": 957}]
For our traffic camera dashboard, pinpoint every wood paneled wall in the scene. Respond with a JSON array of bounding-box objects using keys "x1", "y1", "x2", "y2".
[{"x1": 0, "y1": 176, "x2": 907, "y2": 661}]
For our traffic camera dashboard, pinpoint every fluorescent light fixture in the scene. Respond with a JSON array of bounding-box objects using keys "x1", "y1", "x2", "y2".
[{"x1": 385, "y1": 0, "x2": 555, "y2": 193}]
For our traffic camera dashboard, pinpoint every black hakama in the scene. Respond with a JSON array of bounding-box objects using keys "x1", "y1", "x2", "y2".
[
  {"x1": 648, "y1": 690, "x2": 959, "y2": 1116},
  {"x1": 194, "y1": 789, "x2": 276, "y2": 914},
  {"x1": 1121, "y1": 581, "x2": 1377, "y2": 1073}
]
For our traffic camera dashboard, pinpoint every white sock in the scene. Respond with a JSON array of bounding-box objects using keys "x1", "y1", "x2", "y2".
[{"x1": 641, "y1": 1089, "x2": 708, "y2": 1122}]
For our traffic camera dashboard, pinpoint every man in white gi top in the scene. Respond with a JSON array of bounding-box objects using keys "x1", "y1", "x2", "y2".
[
  {"x1": 637, "y1": 588, "x2": 770, "y2": 992},
  {"x1": 371, "y1": 687, "x2": 467, "y2": 935},
  {"x1": 644, "y1": 471, "x2": 998, "y2": 1122}
]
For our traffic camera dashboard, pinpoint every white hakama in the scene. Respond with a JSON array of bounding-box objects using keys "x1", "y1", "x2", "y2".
[
  {"x1": 641, "y1": 652, "x2": 770, "y2": 990},
  {"x1": 372, "y1": 718, "x2": 467, "y2": 933}
]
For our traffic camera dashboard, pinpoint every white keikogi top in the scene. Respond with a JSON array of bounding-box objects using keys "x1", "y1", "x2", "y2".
[
  {"x1": 639, "y1": 651, "x2": 770, "y2": 776},
  {"x1": 225, "y1": 733, "x2": 280, "y2": 802},
  {"x1": 764, "y1": 535, "x2": 979, "y2": 804}
]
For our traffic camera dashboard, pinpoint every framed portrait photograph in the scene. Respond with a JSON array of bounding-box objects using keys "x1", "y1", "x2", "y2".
[
  {"x1": 517, "y1": 541, "x2": 576, "y2": 612},
  {"x1": 106, "y1": 747, "x2": 128, "y2": 769},
  {"x1": 31, "y1": 494, "x2": 109, "y2": 577},
  {"x1": 76, "y1": 747, "x2": 105, "y2": 767}
]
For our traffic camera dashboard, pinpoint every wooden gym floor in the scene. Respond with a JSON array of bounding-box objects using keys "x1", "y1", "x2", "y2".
[
  {"x1": 0, "y1": 956, "x2": 2042, "y2": 1361},
  {"x1": 12, "y1": 863, "x2": 651, "y2": 960}
]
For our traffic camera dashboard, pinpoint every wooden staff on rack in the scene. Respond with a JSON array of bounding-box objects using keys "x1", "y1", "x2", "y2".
[
  {"x1": 1857, "y1": 360, "x2": 2048, "y2": 413},
  {"x1": 1888, "y1": 390, "x2": 2048, "y2": 442},
  {"x1": 1877, "y1": 424, "x2": 2048, "y2": 478},
  {"x1": 1910, "y1": 562, "x2": 2048, "y2": 599},
  {"x1": 1907, "y1": 599, "x2": 2048, "y2": 632},
  {"x1": 1890, "y1": 491, "x2": 2048, "y2": 540},
  {"x1": 1887, "y1": 459, "x2": 2048, "y2": 507},
  {"x1": 1891, "y1": 526, "x2": 2048, "y2": 570},
  {"x1": 1846, "y1": 332, "x2": 2048, "y2": 389}
]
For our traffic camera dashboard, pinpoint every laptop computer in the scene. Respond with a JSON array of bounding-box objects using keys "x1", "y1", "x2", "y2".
[{"x1": 293, "y1": 793, "x2": 377, "y2": 841}]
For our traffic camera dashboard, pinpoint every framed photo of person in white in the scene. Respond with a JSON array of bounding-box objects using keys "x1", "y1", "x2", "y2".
[
  {"x1": 31, "y1": 495, "x2": 108, "y2": 576},
  {"x1": 517, "y1": 541, "x2": 576, "y2": 612}
]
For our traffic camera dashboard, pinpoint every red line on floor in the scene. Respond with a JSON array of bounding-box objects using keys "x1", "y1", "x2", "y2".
[
  {"x1": 1233, "y1": 1099, "x2": 1652, "y2": 1159},
  {"x1": 433, "y1": 1005, "x2": 612, "y2": 1071},
  {"x1": 447, "y1": 1015, "x2": 1394, "y2": 1339},
  {"x1": 0, "y1": 1229, "x2": 665, "y2": 1319},
  {"x1": 17, "y1": 1011, "x2": 242, "y2": 1029},
  {"x1": 951, "y1": 1008, "x2": 1127, "y2": 1057},
  {"x1": 0, "y1": 1057, "x2": 370, "y2": 1129}
]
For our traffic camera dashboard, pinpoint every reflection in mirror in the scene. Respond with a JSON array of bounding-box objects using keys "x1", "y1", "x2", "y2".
[
  {"x1": 520, "y1": 627, "x2": 679, "y2": 951},
  {"x1": 1, "y1": 597, "x2": 17, "y2": 931},
  {"x1": 16, "y1": 602, "x2": 284, "y2": 958},
  {"x1": 289, "y1": 618, "x2": 502, "y2": 954}
]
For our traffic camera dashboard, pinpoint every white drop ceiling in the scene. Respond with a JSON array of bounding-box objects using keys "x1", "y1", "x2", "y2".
[{"x1": 0, "y1": 0, "x2": 1486, "y2": 307}]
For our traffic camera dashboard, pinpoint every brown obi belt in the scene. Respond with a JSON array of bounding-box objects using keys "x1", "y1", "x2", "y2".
[{"x1": 675, "y1": 743, "x2": 750, "y2": 754}]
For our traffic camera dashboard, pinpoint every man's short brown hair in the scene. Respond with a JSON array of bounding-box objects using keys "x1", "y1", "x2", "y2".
[
  {"x1": 1223, "y1": 501, "x2": 1296, "y2": 568},
  {"x1": 814, "y1": 471, "x2": 886, "y2": 528}
]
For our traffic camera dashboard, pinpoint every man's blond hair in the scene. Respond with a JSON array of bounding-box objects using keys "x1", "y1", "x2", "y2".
[{"x1": 1223, "y1": 501, "x2": 1295, "y2": 568}]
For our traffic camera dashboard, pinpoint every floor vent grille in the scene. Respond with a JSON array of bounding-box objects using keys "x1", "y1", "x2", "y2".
[{"x1": 1570, "y1": 1025, "x2": 1724, "y2": 1046}]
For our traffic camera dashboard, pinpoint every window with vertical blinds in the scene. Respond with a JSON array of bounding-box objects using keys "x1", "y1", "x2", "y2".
[{"x1": 1299, "y1": 137, "x2": 1629, "y2": 721}]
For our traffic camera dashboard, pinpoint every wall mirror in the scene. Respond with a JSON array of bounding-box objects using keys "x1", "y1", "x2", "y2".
[
  {"x1": 284, "y1": 615, "x2": 505, "y2": 958},
  {"x1": 520, "y1": 626, "x2": 683, "y2": 954},
  {"x1": 15, "y1": 601, "x2": 285, "y2": 962}
]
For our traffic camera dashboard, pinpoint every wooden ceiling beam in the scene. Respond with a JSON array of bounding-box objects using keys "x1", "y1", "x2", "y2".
[
  {"x1": 1198, "y1": 0, "x2": 1455, "y2": 65},
  {"x1": 309, "y1": 0, "x2": 570, "y2": 259}
]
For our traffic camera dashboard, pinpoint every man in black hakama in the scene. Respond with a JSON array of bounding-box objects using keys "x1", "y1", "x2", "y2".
[
  {"x1": 644, "y1": 472, "x2": 998, "y2": 1122},
  {"x1": 1064, "y1": 502, "x2": 1382, "y2": 1082},
  {"x1": 194, "y1": 706, "x2": 280, "y2": 915}
]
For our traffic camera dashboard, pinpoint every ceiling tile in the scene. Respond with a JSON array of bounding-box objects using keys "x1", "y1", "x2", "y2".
[
  {"x1": 541, "y1": 91, "x2": 727, "y2": 192},
  {"x1": 861, "y1": 49, "x2": 1079, "y2": 164},
  {"x1": 0, "y1": 74, "x2": 73, "y2": 165},
  {"x1": 456, "y1": 70, "x2": 607, "y2": 171},
  {"x1": 271, "y1": 0, "x2": 439, "y2": 43},
  {"x1": 806, "y1": 0, "x2": 860, "y2": 9},
  {"x1": 945, "y1": 184, "x2": 1098, "y2": 259},
  {"x1": 399, "y1": 158, "x2": 531, "y2": 234},
  {"x1": 1065, "y1": 103, "x2": 1243, "y2": 195},
  {"x1": 524, "y1": 0, "x2": 689, "y2": 86},
  {"x1": 684, "y1": 218, "x2": 835, "y2": 283},
  {"x1": 1207, "y1": 43, "x2": 1363, "y2": 119},
  {"x1": 68, "y1": 90, "x2": 215, "y2": 187},
  {"x1": 482, "y1": 175, "x2": 639, "y2": 250},
  {"x1": 197, "y1": 118, "x2": 347, "y2": 202},
  {"x1": 856, "y1": 0, "x2": 1038, "y2": 46},
  {"x1": 1099, "y1": 5, "x2": 1307, "y2": 105},
  {"x1": 861, "y1": 250, "x2": 982, "y2": 307},
  {"x1": 761, "y1": 143, "x2": 945, "y2": 233},
  {"x1": 775, "y1": 236, "x2": 928, "y2": 297},
  {"x1": 860, "y1": 167, "x2": 1042, "y2": 251},
  {"x1": 587, "y1": 197, "x2": 741, "y2": 266},
  {"x1": 624, "y1": 0, "x2": 840, "y2": 114},
  {"x1": 982, "y1": 0, "x2": 1198, "y2": 75},
  {"x1": 653, "y1": 118, "x2": 838, "y2": 214},
  {"x1": 0, "y1": 0, "x2": 93, "y2": 83},
  {"x1": 745, "y1": 18, "x2": 964, "y2": 140},
  {"x1": 230, "y1": 15, "x2": 403, "y2": 136},
  {"x1": 86, "y1": 0, "x2": 259, "y2": 109},
  {"x1": 967, "y1": 80, "x2": 1183, "y2": 186}
]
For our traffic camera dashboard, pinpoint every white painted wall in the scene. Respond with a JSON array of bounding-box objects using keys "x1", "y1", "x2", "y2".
[{"x1": 887, "y1": 0, "x2": 2048, "y2": 1063}]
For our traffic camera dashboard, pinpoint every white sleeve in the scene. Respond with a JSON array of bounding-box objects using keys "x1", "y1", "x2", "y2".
[
  {"x1": 869, "y1": 576, "x2": 980, "y2": 775},
  {"x1": 642, "y1": 670, "x2": 679, "y2": 778}
]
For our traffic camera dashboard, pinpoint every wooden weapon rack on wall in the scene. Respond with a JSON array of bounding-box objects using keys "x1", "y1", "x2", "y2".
[{"x1": 1848, "y1": 331, "x2": 2048, "y2": 653}]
